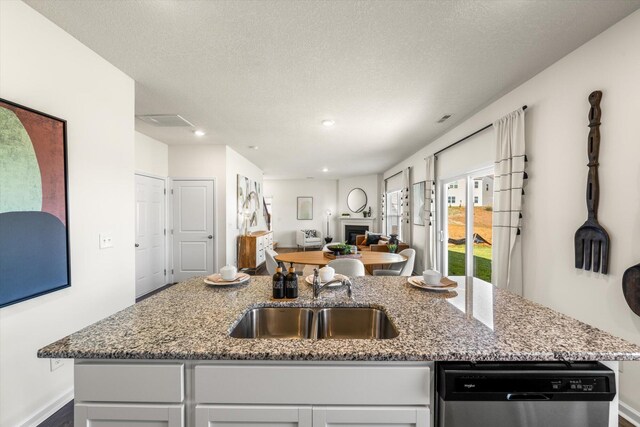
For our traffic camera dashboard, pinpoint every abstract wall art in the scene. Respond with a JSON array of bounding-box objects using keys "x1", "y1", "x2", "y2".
[
  {"x1": 0, "y1": 98, "x2": 70, "y2": 308},
  {"x1": 237, "y1": 174, "x2": 262, "y2": 230}
]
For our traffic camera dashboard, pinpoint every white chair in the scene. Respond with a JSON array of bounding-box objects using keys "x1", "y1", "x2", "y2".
[
  {"x1": 265, "y1": 249, "x2": 279, "y2": 276},
  {"x1": 328, "y1": 259, "x2": 365, "y2": 277},
  {"x1": 296, "y1": 229, "x2": 323, "y2": 251},
  {"x1": 373, "y1": 248, "x2": 416, "y2": 277}
]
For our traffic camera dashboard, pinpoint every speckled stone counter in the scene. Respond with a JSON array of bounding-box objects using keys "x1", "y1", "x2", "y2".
[{"x1": 38, "y1": 276, "x2": 640, "y2": 361}]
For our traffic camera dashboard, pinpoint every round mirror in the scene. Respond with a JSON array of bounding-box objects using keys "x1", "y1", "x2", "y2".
[{"x1": 347, "y1": 188, "x2": 368, "y2": 213}]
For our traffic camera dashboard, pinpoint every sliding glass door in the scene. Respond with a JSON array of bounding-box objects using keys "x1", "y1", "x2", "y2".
[{"x1": 440, "y1": 167, "x2": 494, "y2": 282}]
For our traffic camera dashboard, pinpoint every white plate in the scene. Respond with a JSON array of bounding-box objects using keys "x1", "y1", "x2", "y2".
[
  {"x1": 305, "y1": 273, "x2": 348, "y2": 287},
  {"x1": 204, "y1": 272, "x2": 251, "y2": 286},
  {"x1": 407, "y1": 276, "x2": 457, "y2": 292}
]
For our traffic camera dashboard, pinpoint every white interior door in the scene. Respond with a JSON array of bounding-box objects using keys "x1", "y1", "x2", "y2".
[
  {"x1": 172, "y1": 180, "x2": 215, "y2": 282},
  {"x1": 135, "y1": 174, "x2": 166, "y2": 298}
]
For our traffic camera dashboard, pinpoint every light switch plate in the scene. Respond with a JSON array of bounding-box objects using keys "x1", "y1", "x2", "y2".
[
  {"x1": 99, "y1": 233, "x2": 114, "y2": 249},
  {"x1": 50, "y1": 359, "x2": 64, "y2": 371}
]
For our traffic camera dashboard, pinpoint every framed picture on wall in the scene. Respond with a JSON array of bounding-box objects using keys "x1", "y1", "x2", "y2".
[
  {"x1": 412, "y1": 181, "x2": 426, "y2": 226},
  {"x1": 0, "y1": 98, "x2": 70, "y2": 308},
  {"x1": 297, "y1": 196, "x2": 313, "y2": 220}
]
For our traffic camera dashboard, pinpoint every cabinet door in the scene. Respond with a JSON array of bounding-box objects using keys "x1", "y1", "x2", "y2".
[
  {"x1": 75, "y1": 403, "x2": 184, "y2": 427},
  {"x1": 313, "y1": 406, "x2": 429, "y2": 427},
  {"x1": 196, "y1": 405, "x2": 312, "y2": 427}
]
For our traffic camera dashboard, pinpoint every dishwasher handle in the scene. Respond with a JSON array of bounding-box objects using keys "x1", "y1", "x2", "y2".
[{"x1": 507, "y1": 393, "x2": 551, "y2": 401}]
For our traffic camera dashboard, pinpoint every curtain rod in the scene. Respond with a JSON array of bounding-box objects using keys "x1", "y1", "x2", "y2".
[
  {"x1": 384, "y1": 165, "x2": 412, "y2": 182},
  {"x1": 428, "y1": 105, "x2": 527, "y2": 159}
]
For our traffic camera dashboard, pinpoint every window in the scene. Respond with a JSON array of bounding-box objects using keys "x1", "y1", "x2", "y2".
[
  {"x1": 385, "y1": 190, "x2": 403, "y2": 240},
  {"x1": 441, "y1": 167, "x2": 494, "y2": 283}
]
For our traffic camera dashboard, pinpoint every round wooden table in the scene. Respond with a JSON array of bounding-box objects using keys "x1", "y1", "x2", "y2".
[{"x1": 275, "y1": 250, "x2": 406, "y2": 268}]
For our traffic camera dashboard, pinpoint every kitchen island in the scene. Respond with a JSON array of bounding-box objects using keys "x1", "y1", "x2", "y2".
[{"x1": 38, "y1": 276, "x2": 640, "y2": 426}]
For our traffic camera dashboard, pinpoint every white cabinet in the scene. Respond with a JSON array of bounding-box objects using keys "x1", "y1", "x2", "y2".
[
  {"x1": 313, "y1": 406, "x2": 429, "y2": 427},
  {"x1": 75, "y1": 361, "x2": 432, "y2": 427},
  {"x1": 196, "y1": 405, "x2": 312, "y2": 427},
  {"x1": 75, "y1": 403, "x2": 184, "y2": 427},
  {"x1": 195, "y1": 405, "x2": 427, "y2": 427}
]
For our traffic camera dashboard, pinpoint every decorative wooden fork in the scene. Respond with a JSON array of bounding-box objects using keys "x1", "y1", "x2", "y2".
[{"x1": 574, "y1": 90, "x2": 610, "y2": 274}]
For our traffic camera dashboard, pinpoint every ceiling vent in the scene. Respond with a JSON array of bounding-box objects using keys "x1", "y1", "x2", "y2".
[
  {"x1": 136, "y1": 114, "x2": 195, "y2": 127},
  {"x1": 437, "y1": 114, "x2": 452, "y2": 123}
]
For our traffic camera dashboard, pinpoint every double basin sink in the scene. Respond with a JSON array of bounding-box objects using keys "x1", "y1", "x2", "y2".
[{"x1": 230, "y1": 307, "x2": 399, "y2": 340}]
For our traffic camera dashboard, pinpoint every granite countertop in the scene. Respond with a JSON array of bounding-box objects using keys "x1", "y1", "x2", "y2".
[{"x1": 38, "y1": 276, "x2": 640, "y2": 361}]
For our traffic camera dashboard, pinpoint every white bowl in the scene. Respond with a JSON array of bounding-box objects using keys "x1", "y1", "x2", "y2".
[
  {"x1": 319, "y1": 266, "x2": 335, "y2": 282},
  {"x1": 220, "y1": 265, "x2": 237, "y2": 281},
  {"x1": 423, "y1": 269, "x2": 442, "y2": 285}
]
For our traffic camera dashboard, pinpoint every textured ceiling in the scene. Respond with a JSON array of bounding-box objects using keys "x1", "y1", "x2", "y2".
[{"x1": 25, "y1": 0, "x2": 640, "y2": 179}]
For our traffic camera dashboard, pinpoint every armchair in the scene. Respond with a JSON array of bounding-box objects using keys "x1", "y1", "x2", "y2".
[{"x1": 296, "y1": 229, "x2": 323, "y2": 251}]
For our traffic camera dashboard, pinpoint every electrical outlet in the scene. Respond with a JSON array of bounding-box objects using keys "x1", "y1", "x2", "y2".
[
  {"x1": 50, "y1": 358, "x2": 64, "y2": 372},
  {"x1": 99, "y1": 233, "x2": 114, "y2": 249}
]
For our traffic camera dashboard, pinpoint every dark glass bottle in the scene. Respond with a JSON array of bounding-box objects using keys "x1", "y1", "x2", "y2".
[
  {"x1": 285, "y1": 267, "x2": 298, "y2": 299},
  {"x1": 272, "y1": 267, "x2": 285, "y2": 299}
]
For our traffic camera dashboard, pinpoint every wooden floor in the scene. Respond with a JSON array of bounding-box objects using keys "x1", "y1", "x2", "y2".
[{"x1": 37, "y1": 400, "x2": 73, "y2": 427}]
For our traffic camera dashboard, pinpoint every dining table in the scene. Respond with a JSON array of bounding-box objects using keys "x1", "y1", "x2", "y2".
[{"x1": 275, "y1": 250, "x2": 407, "y2": 269}]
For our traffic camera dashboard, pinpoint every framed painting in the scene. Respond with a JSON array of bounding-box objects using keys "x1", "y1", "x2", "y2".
[
  {"x1": 0, "y1": 98, "x2": 70, "y2": 308},
  {"x1": 297, "y1": 197, "x2": 313, "y2": 220},
  {"x1": 412, "y1": 181, "x2": 426, "y2": 226}
]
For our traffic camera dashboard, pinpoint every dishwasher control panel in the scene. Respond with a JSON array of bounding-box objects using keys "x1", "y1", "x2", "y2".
[{"x1": 454, "y1": 376, "x2": 609, "y2": 393}]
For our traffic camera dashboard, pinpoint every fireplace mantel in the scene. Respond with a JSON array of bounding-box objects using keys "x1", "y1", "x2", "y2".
[{"x1": 337, "y1": 217, "x2": 377, "y2": 242}]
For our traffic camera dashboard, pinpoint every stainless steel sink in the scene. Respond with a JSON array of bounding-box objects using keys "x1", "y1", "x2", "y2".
[
  {"x1": 229, "y1": 307, "x2": 314, "y2": 339},
  {"x1": 230, "y1": 307, "x2": 398, "y2": 339},
  {"x1": 317, "y1": 307, "x2": 399, "y2": 339}
]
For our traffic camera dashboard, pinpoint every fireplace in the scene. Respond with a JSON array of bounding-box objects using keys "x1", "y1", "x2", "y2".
[{"x1": 344, "y1": 225, "x2": 369, "y2": 245}]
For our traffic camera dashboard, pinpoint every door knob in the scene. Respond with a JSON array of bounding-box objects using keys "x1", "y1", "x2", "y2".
[
  {"x1": 135, "y1": 243, "x2": 139, "y2": 247},
  {"x1": 208, "y1": 235, "x2": 213, "y2": 239}
]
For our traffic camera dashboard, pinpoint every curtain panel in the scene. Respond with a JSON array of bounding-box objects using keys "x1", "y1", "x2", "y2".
[
  {"x1": 424, "y1": 156, "x2": 436, "y2": 270},
  {"x1": 401, "y1": 167, "x2": 411, "y2": 245},
  {"x1": 492, "y1": 107, "x2": 526, "y2": 295}
]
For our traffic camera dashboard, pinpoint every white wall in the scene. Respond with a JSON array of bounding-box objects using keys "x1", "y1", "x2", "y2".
[
  {"x1": 263, "y1": 179, "x2": 338, "y2": 247},
  {"x1": 168, "y1": 145, "x2": 265, "y2": 269},
  {"x1": 337, "y1": 174, "x2": 380, "y2": 218},
  {"x1": 168, "y1": 144, "x2": 227, "y2": 271},
  {"x1": 225, "y1": 146, "x2": 265, "y2": 266},
  {"x1": 385, "y1": 10, "x2": 640, "y2": 411},
  {"x1": 0, "y1": 2, "x2": 135, "y2": 426},
  {"x1": 135, "y1": 131, "x2": 168, "y2": 177}
]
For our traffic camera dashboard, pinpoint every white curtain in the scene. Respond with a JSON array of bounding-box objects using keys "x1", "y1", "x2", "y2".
[
  {"x1": 424, "y1": 156, "x2": 436, "y2": 270},
  {"x1": 380, "y1": 186, "x2": 387, "y2": 235},
  {"x1": 492, "y1": 108, "x2": 526, "y2": 295},
  {"x1": 401, "y1": 167, "x2": 411, "y2": 244}
]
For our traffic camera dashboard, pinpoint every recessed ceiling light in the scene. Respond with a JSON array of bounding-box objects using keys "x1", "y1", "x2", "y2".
[
  {"x1": 321, "y1": 119, "x2": 335, "y2": 127},
  {"x1": 322, "y1": 167, "x2": 329, "y2": 172},
  {"x1": 248, "y1": 145, "x2": 259, "y2": 150},
  {"x1": 193, "y1": 129, "x2": 206, "y2": 137}
]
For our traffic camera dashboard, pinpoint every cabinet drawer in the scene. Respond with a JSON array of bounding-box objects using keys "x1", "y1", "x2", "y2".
[
  {"x1": 195, "y1": 364, "x2": 430, "y2": 405},
  {"x1": 75, "y1": 403, "x2": 184, "y2": 427},
  {"x1": 76, "y1": 363, "x2": 184, "y2": 403}
]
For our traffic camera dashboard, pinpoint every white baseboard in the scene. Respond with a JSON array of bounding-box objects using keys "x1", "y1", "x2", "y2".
[
  {"x1": 621, "y1": 401, "x2": 640, "y2": 426},
  {"x1": 19, "y1": 387, "x2": 73, "y2": 427}
]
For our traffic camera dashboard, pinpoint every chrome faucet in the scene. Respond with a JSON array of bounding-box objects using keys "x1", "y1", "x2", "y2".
[{"x1": 313, "y1": 268, "x2": 353, "y2": 300}]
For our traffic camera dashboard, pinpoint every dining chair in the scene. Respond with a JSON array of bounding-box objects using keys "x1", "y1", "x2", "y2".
[
  {"x1": 373, "y1": 248, "x2": 416, "y2": 277},
  {"x1": 328, "y1": 259, "x2": 365, "y2": 277},
  {"x1": 265, "y1": 249, "x2": 279, "y2": 276}
]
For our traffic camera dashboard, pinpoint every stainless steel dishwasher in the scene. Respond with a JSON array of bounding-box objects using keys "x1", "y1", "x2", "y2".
[{"x1": 436, "y1": 362, "x2": 616, "y2": 427}]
